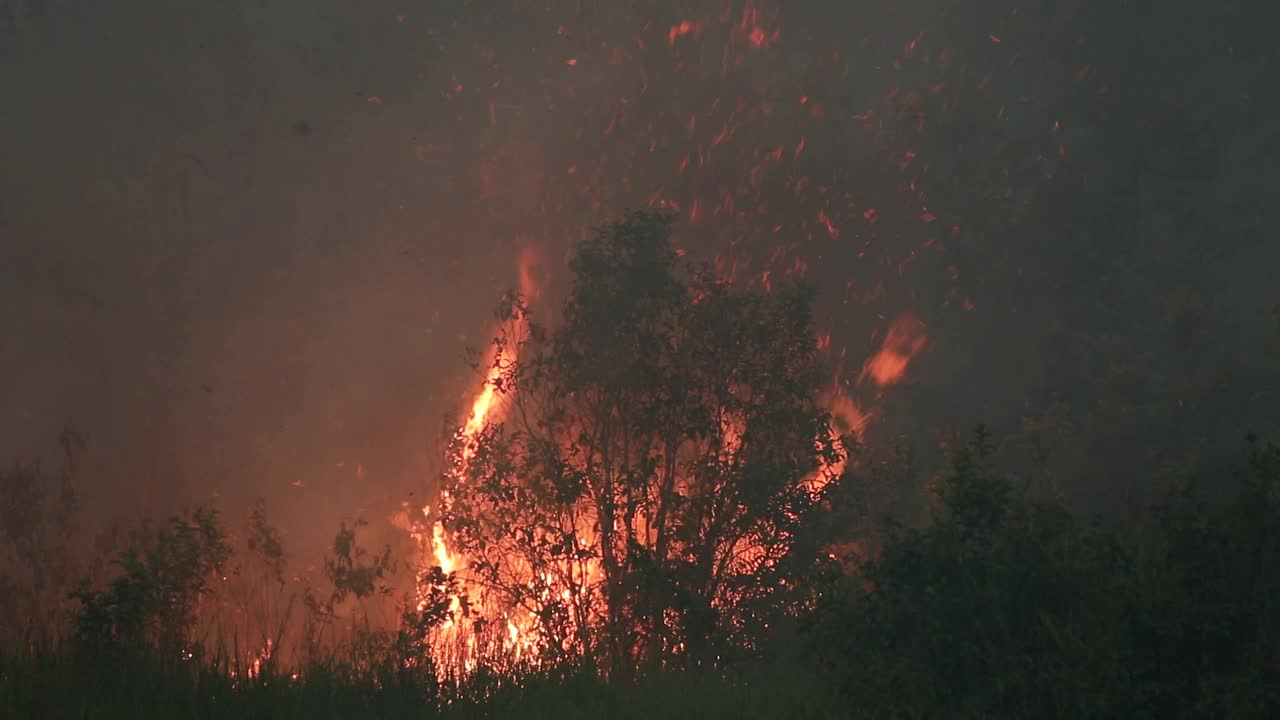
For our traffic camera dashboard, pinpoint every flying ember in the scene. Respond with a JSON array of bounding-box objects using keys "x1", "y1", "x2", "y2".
[{"x1": 383, "y1": 0, "x2": 970, "y2": 677}]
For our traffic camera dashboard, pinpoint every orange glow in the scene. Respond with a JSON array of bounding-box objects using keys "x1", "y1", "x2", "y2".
[
  {"x1": 801, "y1": 390, "x2": 870, "y2": 498},
  {"x1": 410, "y1": 247, "x2": 552, "y2": 671},
  {"x1": 861, "y1": 313, "x2": 928, "y2": 387},
  {"x1": 462, "y1": 368, "x2": 499, "y2": 443},
  {"x1": 417, "y1": 300, "x2": 927, "y2": 675},
  {"x1": 389, "y1": 0, "x2": 973, "y2": 670},
  {"x1": 668, "y1": 20, "x2": 702, "y2": 46},
  {"x1": 737, "y1": 6, "x2": 779, "y2": 49}
]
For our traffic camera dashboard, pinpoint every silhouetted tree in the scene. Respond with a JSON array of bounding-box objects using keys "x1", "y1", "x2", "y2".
[
  {"x1": 439, "y1": 211, "x2": 846, "y2": 674},
  {"x1": 809, "y1": 430, "x2": 1280, "y2": 718},
  {"x1": 70, "y1": 506, "x2": 230, "y2": 659}
]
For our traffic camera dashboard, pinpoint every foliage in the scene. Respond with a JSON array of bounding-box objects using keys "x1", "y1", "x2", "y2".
[
  {"x1": 246, "y1": 499, "x2": 287, "y2": 584},
  {"x1": 69, "y1": 506, "x2": 231, "y2": 657},
  {"x1": 299, "y1": 517, "x2": 405, "y2": 674},
  {"x1": 0, "y1": 651, "x2": 832, "y2": 720},
  {"x1": 212, "y1": 498, "x2": 299, "y2": 679},
  {"x1": 808, "y1": 429, "x2": 1280, "y2": 719},
  {"x1": 323, "y1": 518, "x2": 395, "y2": 606},
  {"x1": 2, "y1": 402, "x2": 1276, "y2": 719},
  {"x1": 0, "y1": 427, "x2": 81, "y2": 650},
  {"x1": 439, "y1": 210, "x2": 845, "y2": 673}
]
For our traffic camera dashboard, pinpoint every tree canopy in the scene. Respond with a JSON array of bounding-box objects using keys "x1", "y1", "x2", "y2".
[{"x1": 438, "y1": 211, "x2": 849, "y2": 673}]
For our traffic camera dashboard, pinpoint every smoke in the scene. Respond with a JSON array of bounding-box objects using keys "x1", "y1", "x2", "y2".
[{"x1": 1, "y1": 0, "x2": 1277, "y2": 558}]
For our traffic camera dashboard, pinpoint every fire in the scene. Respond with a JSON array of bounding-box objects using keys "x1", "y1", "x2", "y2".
[
  {"x1": 247, "y1": 638, "x2": 272, "y2": 679},
  {"x1": 393, "y1": 0, "x2": 981, "y2": 673},
  {"x1": 430, "y1": 514, "x2": 454, "y2": 575},
  {"x1": 462, "y1": 367, "x2": 500, "y2": 445},
  {"x1": 409, "y1": 248, "x2": 550, "y2": 667},
  {"x1": 415, "y1": 337, "x2": 503, "y2": 628},
  {"x1": 737, "y1": 6, "x2": 779, "y2": 49},
  {"x1": 860, "y1": 313, "x2": 929, "y2": 388},
  {"x1": 668, "y1": 20, "x2": 702, "y2": 46},
  {"x1": 414, "y1": 281, "x2": 925, "y2": 675}
]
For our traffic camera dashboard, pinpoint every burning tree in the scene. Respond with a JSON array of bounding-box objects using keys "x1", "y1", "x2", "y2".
[{"x1": 435, "y1": 211, "x2": 850, "y2": 675}]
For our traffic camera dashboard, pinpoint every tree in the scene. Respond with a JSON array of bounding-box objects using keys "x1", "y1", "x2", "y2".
[
  {"x1": 70, "y1": 506, "x2": 230, "y2": 658},
  {"x1": 438, "y1": 211, "x2": 847, "y2": 674},
  {"x1": 807, "y1": 430, "x2": 1280, "y2": 719},
  {"x1": 0, "y1": 428, "x2": 81, "y2": 651}
]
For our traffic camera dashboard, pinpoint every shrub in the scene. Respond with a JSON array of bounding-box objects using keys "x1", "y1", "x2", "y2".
[{"x1": 809, "y1": 428, "x2": 1280, "y2": 719}]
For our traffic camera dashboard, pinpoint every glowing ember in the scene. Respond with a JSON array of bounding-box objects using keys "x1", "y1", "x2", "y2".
[{"x1": 668, "y1": 20, "x2": 703, "y2": 46}]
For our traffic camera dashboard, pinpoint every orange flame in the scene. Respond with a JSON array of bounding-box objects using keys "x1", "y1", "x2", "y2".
[
  {"x1": 417, "y1": 248, "x2": 925, "y2": 674},
  {"x1": 860, "y1": 313, "x2": 928, "y2": 388},
  {"x1": 667, "y1": 20, "x2": 702, "y2": 46},
  {"x1": 413, "y1": 247, "x2": 548, "y2": 665}
]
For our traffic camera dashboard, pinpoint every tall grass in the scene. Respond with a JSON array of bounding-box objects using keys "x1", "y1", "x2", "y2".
[{"x1": 0, "y1": 651, "x2": 839, "y2": 720}]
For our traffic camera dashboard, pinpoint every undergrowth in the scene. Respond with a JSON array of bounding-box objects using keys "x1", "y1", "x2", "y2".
[{"x1": 3, "y1": 430, "x2": 1278, "y2": 719}]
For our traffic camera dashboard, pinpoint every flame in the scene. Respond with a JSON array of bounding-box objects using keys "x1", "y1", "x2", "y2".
[
  {"x1": 430, "y1": 513, "x2": 455, "y2": 575},
  {"x1": 799, "y1": 390, "x2": 869, "y2": 499},
  {"x1": 668, "y1": 20, "x2": 703, "y2": 46},
  {"x1": 397, "y1": 0, "x2": 966, "y2": 668},
  {"x1": 860, "y1": 313, "x2": 928, "y2": 388},
  {"x1": 415, "y1": 265, "x2": 928, "y2": 673},
  {"x1": 462, "y1": 366, "x2": 501, "y2": 443},
  {"x1": 803, "y1": 313, "x2": 925, "y2": 497},
  {"x1": 737, "y1": 6, "x2": 780, "y2": 49},
  {"x1": 411, "y1": 248, "x2": 549, "y2": 663},
  {"x1": 229, "y1": 637, "x2": 272, "y2": 682}
]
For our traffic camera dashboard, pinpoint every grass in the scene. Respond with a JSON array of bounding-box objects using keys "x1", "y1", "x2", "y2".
[{"x1": 0, "y1": 652, "x2": 842, "y2": 720}]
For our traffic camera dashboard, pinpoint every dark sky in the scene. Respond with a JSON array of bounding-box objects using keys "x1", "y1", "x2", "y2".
[{"x1": 2, "y1": 0, "x2": 1277, "y2": 554}]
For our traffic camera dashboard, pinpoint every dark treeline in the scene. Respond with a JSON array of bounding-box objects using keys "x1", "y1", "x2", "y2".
[{"x1": 2, "y1": 213, "x2": 1279, "y2": 719}]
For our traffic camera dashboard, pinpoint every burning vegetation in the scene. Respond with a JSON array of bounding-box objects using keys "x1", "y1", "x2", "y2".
[
  {"x1": 2, "y1": 214, "x2": 1279, "y2": 718},
  {"x1": 3, "y1": 0, "x2": 1280, "y2": 717},
  {"x1": 418, "y1": 211, "x2": 908, "y2": 675}
]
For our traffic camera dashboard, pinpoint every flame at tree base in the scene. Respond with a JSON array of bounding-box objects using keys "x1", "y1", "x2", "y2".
[{"x1": 404, "y1": 246, "x2": 925, "y2": 678}]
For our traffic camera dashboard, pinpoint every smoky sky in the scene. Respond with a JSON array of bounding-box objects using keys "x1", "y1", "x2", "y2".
[{"x1": 2, "y1": 0, "x2": 1277, "y2": 554}]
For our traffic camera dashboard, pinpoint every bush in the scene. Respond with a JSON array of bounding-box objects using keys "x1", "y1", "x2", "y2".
[
  {"x1": 5, "y1": 427, "x2": 1278, "y2": 718},
  {"x1": 808, "y1": 429, "x2": 1280, "y2": 719},
  {"x1": 70, "y1": 506, "x2": 230, "y2": 659}
]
